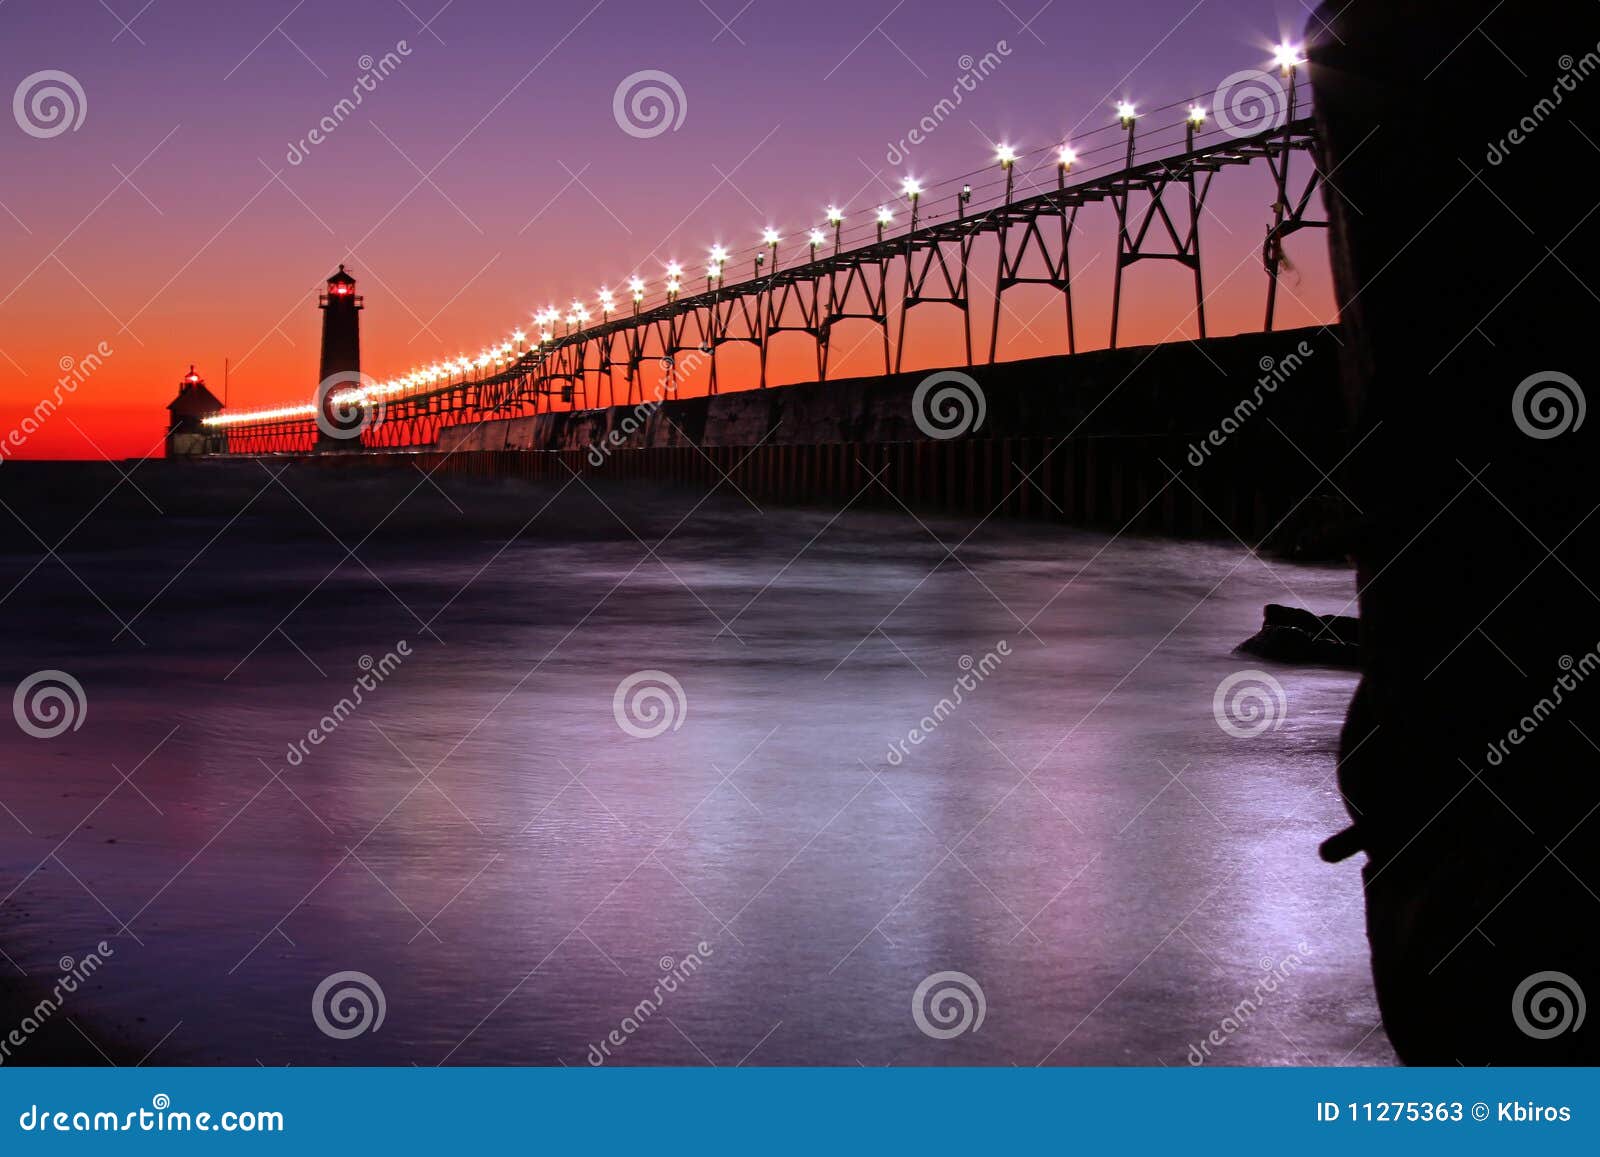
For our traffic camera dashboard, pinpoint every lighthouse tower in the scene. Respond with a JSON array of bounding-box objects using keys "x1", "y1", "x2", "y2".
[{"x1": 317, "y1": 264, "x2": 363, "y2": 449}]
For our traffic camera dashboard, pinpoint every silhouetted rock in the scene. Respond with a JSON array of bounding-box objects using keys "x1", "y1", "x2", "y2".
[
  {"x1": 1235, "y1": 604, "x2": 1360, "y2": 667},
  {"x1": 1311, "y1": 0, "x2": 1600, "y2": 1065}
]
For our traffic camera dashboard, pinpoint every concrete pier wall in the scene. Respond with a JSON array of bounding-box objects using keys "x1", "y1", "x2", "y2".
[{"x1": 311, "y1": 326, "x2": 1348, "y2": 541}]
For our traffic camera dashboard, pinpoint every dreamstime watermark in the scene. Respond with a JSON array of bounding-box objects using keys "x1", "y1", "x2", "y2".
[
  {"x1": 12, "y1": 669, "x2": 87, "y2": 739},
  {"x1": 283, "y1": 644, "x2": 410, "y2": 766},
  {"x1": 613, "y1": 70, "x2": 686, "y2": 139},
  {"x1": 612, "y1": 670, "x2": 687, "y2": 739},
  {"x1": 586, "y1": 349, "x2": 707, "y2": 466},
  {"x1": 1212, "y1": 669, "x2": 1287, "y2": 739},
  {"x1": 311, "y1": 970, "x2": 386, "y2": 1039},
  {"x1": 1, "y1": 341, "x2": 114, "y2": 465},
  {"x1": 1211, "y1": 69, "x2": 1288, "y2": 139},
  {"x1": 912, "y1": 970, "x2": 986, "y2": 1039},
  {"x1": 314, "y1": 370, "x2": 384, "y2": 441},
  {"x1": 660, "y1": 346, "x2": 709, "y2": 392},
  {"x1": 285, "y1": 43, "x2": 412, "y2": 164},
  {"x1": 1511, "y1": 370, "x2": 1585, "y2": 439},
  {"x1": 1512, "y1": 971, "x2": 1586, "y2": 1040},
  {"x1": 0, "y1": 942, "x2": 114, "y2": 1065},
  {"x1": 589, "y1": 385, "x2": 665, "y2": 466},
  {"x1": 885, "y1": 642, "x2": 1010, "y2": 767},
  {"x1": 585, "y1": 944, "x2": 714, "y2": 1064},
  {"x1": 1186, "y1": 942, "x2": 1311, "y2": 1064},
  {"x1": 17, "y1": 1096, "x2": 284, "y2": 1134},
  {"x1": 1487, "y1": 48, "x2": 1600, "y2": 165},
  {"x1": 885, "y1": 42, "x2": 1012, "y2": 165},
  {"x1": 1484, "y1": 647, "x2": 1600, "y2": 767},
  {"x1": 1186, "y1": 340, "x2": 1313, "y2": 467},
  {"x1": 912, "y1": 370, "x2": 986, "y2": 439},
  {"x1": 12, "y1": 69, "x2": 86, "y2": 138}
]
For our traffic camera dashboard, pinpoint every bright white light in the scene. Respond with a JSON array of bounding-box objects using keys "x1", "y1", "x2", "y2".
[
  {"x1": 876, "y1": 205, "x2": 893, "y2": 225},
  {"x1": 762, "y1": 227, "x2": 781, "y2": 245},
  {"x1": 826, "y1": 205, "x2": 844, "y2": 224},
  {"x1": 996, "y1": 144, "x2": 1016, "y2": 166},
  {"x1": 628, "y1": 275, "x2": 646, "y2": 294},
  {"x1": 808, "y1": 229, "x2": 826, "y2": 247},
  {"x1": 666, "y1": 261, "x2": 682, "y2": 278},
  {"x1": 710, "y1": 244, "x2": 728, "y2": 264},
  {"x1": 707, "y1": 264, "x2": 722, "y2": 280},
  {"x1": 1116, "y1": 101, "x2": 1137, "y2": 122},
  {"x1": 204, "y1": 402, "x2": 319, "y2": 427},
  {"x1": 1273, "y1": 41, "x2": 1302, "y2": 72},
  {"x1": 1058, "y1": 145, "x2": 1077, "y2": 168},
  {"x1": 1188, "y1": 104, "x2": 1207, "y2": 125},
  {"x1": 901, "y1": 177, "x2": 922, "y2": 198}
]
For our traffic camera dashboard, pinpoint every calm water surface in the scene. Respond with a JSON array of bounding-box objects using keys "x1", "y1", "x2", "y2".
[{"x1": 0, "y1": 462, "x2": 1389, "y2": 1065}]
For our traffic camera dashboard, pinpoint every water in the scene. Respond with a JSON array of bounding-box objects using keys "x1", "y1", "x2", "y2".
[{"x1": 0, "y1": 461, "x2": 1390, "y2": 1065}]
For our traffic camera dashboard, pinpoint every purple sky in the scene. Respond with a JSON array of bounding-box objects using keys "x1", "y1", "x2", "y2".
[{"x1": 0, "y1": 0, "x2": 1330, "y2": 456}]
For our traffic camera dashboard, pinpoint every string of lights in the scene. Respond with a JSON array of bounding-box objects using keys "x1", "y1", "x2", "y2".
[{"x1": 206, "y1": 43, "x2": 1306, "y2": 431}]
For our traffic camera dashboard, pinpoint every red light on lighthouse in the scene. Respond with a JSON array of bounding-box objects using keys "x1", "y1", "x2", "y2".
[{"x1": 319, "y1": 264, "x2": 362, "y2": 309}]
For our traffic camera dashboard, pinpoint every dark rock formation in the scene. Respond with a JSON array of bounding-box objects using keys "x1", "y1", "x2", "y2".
[
  {"x1": 1311, "y1": 1, "x2": 1600, "y2": 1064},
  {"x1": 1235, "y1": 604, "x2": 1360, "y2": 668}
]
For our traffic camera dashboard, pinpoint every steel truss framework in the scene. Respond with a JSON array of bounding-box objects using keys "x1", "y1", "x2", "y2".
[{"x1": 216, "y1": 115, "x2": 1322, "y2": 456}]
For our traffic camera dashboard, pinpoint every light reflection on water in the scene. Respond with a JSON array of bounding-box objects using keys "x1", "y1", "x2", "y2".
[{"x1": 0, "y1": 463, "x2": 1389, "y2": 1065}]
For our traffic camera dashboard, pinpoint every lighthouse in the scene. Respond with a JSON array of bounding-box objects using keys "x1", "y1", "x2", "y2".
[
  {"x1": 165, "y1": 365, "x2": 225, "y2": 457},
  {"x1": 316, "y1": 264, "x2": 364, "y2": 449}
]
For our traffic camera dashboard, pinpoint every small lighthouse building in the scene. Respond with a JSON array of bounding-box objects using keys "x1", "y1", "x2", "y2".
[{"x1": 165, "y1": 365, "x2": 226, "y2": 457}]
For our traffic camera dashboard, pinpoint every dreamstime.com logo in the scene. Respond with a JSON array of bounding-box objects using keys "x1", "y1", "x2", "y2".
[
  {"x1": 312, "y1": 970, "x2": 386, "y2": 1039},
  {"x1": 1187, "y1": 340, "x2": 1314, "y2": 467},
  {"x1": 585, "y1": 944, "x2": 715, "y2": 1065},
  {"x1": 1, "y1": 340, "x2": 113, "y2": 465},
  {"x1": 285, "y1": 42, "x2": 411, "y2": 165},
  {"x1": 612, "y1": 670, "x2": 687, "y2": 739},
  {"x1": 1211, "y1": 69, "x2": 1288, "y2": 139},
  {"x1": 1486, "y1": 48, "x2": 1600, "y2": 165},
  {"x1": 17, "y1": 1095, "x2": 283, "y2": 1134},
  {"x1": 912, "y1": 970, "x2": 986, "y2": 1040},
  {"x1": 314, "y1": 370, "x2": 384, "y2": 440},
  {"x1": 613, "y1": 70, "x2": 687, "y2": 138},
  {"x1": 0, "y1": 942, "x2": 113, "y2": 1065},
  {"x1": 586, "y1": 349, "x2": 707, "y2": 467},
  {"x1": 13, "y1": 69, "x2": 86, "y2": 138},
  {"x1": 885, "y1": 642, "x2": 1011, "y2": 767},
  {"x1": 12, "y1": 670, "x2": 86, "y2": 739},
  {"x1": 283, "y1": 643, "x2": 411, "y2": 767},
  {"x1": 1512, "y1": 371, "x2": 1585, "y2": 439},
  {"x1": 884, "y1": 42, "x2": 1013, "y2": 165},
  {"x1": 1212, "y1": 669, "x2": 1287, "y2": 738},
  {"x1": 1512, "y1": 971, "x2": 1586, "y2": 1040},
  {"x1": 912, "y1": 370, "x2": 986, "y2": 439},
  {"x1": 1187, "y1": 942, "x2": 1311, "y2": 1064}
]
